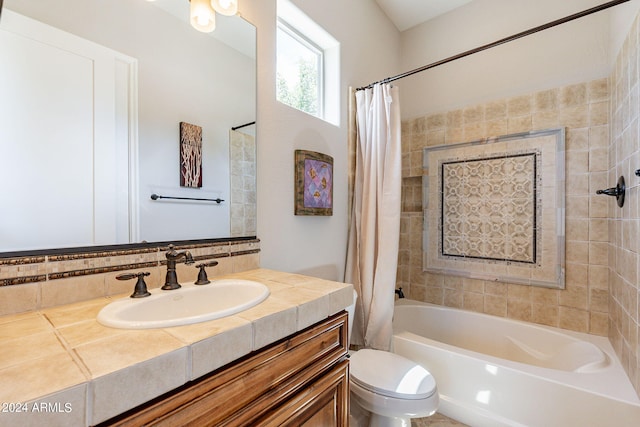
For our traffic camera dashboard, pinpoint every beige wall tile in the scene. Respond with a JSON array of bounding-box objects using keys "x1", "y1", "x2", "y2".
[
  {"x1": 484, "y1": 294, "x2": 507, "y2": 317},
  {"x1": 445, "y1": 127, "x2": 463, "y2": 143},
  {"x1": 535, "y1": 89, "x2": 559, "y2": 111},
  {"x1": 463, "y1": 292, "x2": 483, "y2": 312},
  {"x1": 531, "y1": 287, "x2": 559, "y2": 306},
  {"x1": 590, "y1": 101, "x2": 609, "y2": 126},
  {"x1": 590, "y1": 311, "x2": 609, "y2": 336},
  {"x1": 444, "y1": 289, "x2": 463, "y2": 309},
  {"x1": 41, "y1": 275, "x2": 105, "y2": 309},
  {"x1": 588, "y1": 78, "x2": 609, "y2": 102},
  {"x1": 447, "y1": 110, "x2": 463, "y2": 128},
  {"x1": 507, "y1": 95, "x2": 532, "y2": 117},
  {"x1": 532, "y1": 303, "x2": 558, "y2": 327},
  {"x1": 426, "y1": 113, "x2": 446, "y2": 129},
  {"x1": 567, "y1": 127, "x2": 589, "y2": 150},
  {"x1": 589, "y1": 147, "x2": 609, "y2": 172},
  {"x1": 485, "y1": 100, "x2": 507, "y2": 120},
  {"x1": 560, "y1": 83, "x2": 587, "y2": 108},
  {"x1": 0, "y1": 283, "x2": 39, "y2": 317},
  {"x1": 463, "y1": 105, "x2": 484, "y2": 123},
  {"x1": 463, "y1": 122, "x2": 486, "y2": 141},
  {"x1": 559, "y1": 306, "x2": 589, "y2": 333},
  {"x1": 559, "y1": 105, "x2": 589, "y2": 128},
  {"x1": 532, "y1": 111, "x2": 559, "y2": 129},
  {"x1": 427, "y1": 129, "x2": 446, "y2": 146},
  {"x1": 559, "y1": 285, "x2": 588, "y2": 310},
  {"x1": 232, "y1": 253, "x2": 260, "y2": 272},
  {"x1": 590, "y1": 288, "x2": 609, "y2": 313},
  {"x1": 507, "y1": 298, "x2": 531, "y2": 322}
]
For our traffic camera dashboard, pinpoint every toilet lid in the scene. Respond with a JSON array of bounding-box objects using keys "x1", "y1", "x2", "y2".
[{"x1": 349, "y1": 349, "x2": 436, "y2": 400}]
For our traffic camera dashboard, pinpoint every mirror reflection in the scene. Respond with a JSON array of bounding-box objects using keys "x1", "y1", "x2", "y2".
[{"x1": 0, "y1": 0, "x2": 256, "y2": 253}]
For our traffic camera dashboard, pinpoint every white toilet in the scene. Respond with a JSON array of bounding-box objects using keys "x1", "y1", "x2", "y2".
[{"x1": 346, "y1": 290, "x2": 439, "y2": 427}]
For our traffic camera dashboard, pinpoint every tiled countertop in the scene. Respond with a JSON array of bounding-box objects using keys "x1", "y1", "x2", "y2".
[{"x1": 0, "y1": 269, "x2": 353, "y2": 427}]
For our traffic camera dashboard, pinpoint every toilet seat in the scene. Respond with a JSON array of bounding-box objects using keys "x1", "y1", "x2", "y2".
[{"x1": 350, "y1": 349, "x2": 436, "y2": 400}]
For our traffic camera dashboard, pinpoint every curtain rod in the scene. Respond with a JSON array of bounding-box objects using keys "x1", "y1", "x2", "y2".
[
  {"x1": 231, "y1": 121, "x2": 255, "y2": 131},
  {"x1": 356, "y1": 0, "x2": 630, "y2": 91}
]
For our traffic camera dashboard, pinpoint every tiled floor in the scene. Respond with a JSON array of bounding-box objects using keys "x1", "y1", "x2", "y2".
[{"x1": 412, "y1": 413, "x2": 469, "y2": 427}]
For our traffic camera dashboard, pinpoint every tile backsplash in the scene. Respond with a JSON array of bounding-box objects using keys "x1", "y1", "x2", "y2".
[{"x1": 0, "y1": 239, "x2": 260, "y2": 316}]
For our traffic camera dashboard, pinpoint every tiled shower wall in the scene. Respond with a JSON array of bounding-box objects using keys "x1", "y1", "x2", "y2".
[
  {"x1": 609, "y1": 13, "x2": 640, "y2": 397},
  {"x1": 230, "y1": 130, "x2": 257, "y2": 237},
  {"x1": 399, "y1": 78, "x2": 611, "y2": 338}
]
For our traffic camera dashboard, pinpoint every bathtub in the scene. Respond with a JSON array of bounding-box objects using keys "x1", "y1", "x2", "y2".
[{"x1": 392, "y1": 299, "x2": 640, "y2": 427}]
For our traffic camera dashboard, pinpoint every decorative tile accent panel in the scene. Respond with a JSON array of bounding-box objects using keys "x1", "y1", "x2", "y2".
[
  {"x1": 441, "y1": 152, "x2": 539, "y2": 264},
  {"x1": 423, "y1": 128, "x2": 565, "y2": 288}
]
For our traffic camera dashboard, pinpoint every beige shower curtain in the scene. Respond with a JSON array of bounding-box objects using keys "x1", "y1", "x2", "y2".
[{"x1": 345, "y1": 83, "x2": 401, "y2": 351}]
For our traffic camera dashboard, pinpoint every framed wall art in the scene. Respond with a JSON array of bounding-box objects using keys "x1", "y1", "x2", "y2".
[
  {"x1": 294, "y1": 150, "x2": 333, "y2": 216},
  {"x1": 180, "y1": 121, "x2": 203, "y2": 188}
]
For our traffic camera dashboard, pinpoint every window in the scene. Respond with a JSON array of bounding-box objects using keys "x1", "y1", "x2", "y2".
[
  {"x1": 277, "y1": 20, "x2": 323, "y2": 117},
  {"x1": 276, "y1": 0, "x2": 339, "y2": 124}
]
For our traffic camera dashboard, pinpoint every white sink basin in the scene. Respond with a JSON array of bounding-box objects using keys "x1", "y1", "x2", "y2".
[{"x1": 97, "y1": 279, "x2": 270, "y2": 329}]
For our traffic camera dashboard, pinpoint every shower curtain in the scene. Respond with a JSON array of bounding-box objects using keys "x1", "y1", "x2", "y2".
[{"x1": 345, "y1": 83, "x2": 401, "y2": 351}]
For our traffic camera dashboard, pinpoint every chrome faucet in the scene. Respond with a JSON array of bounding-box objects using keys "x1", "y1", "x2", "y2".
[{"x1": 162, "y1": 244, "x2": 195, "y2": 290}]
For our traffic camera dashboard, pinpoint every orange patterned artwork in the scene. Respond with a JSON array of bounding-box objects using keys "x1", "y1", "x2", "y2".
[{"x1": 180, "y1": 122, "x2": 203, "y2": 188}]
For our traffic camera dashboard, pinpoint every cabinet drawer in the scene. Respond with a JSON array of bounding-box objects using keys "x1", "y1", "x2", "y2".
[
  {"x1": 103, "y1": 311, "x2": 348, "y2": 427},
  {"x1": 259, "y1": 359, "x2": 350, "y2": 427}
]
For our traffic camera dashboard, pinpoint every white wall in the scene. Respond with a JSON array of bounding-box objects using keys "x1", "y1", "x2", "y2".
[
  {"x1": 399, "y1": 0, "x2": 632, "y2": 119},
  {"x1": 240, "y1": 0, "x2": 400, "y2": 280}
]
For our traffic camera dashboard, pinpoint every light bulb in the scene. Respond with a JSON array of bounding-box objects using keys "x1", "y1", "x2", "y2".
[
  {"x1": 197, "y1": 14, "x2": 210, "y2": 27},
  {"x1": 211, "y1": 0, "x2": 238, "y2": 16},
  {"x1": 190, "y1": 0, "x2": 216, "y2": 33}
]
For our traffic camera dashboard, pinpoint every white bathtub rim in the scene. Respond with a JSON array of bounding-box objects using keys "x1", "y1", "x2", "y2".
[
  {"x1": 393, "y1": 299, "x2": 640, "y2": 406},
  {"x1": 394, "y1": 299, "x2": 613, "y2": 363}
]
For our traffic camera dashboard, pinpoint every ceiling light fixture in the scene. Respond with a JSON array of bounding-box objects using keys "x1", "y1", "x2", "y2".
[
  {"x1": 190, "y1": 0, "x2": 216, "y2": 33},
  {"x1": 211, "y1": 0, "x2": 238, "y2": 16},
  {"x1": 147, "y1": 0, "x2": 238, "y2": 33}
]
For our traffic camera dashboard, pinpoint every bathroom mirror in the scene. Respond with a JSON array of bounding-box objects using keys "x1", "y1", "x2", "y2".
[{"x1": 0, "y1": 0, "x2": 256, "y2": 254}]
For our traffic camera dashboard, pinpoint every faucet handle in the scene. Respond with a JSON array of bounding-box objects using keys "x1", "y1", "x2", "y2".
[
  {"x1": 117, "y1": 272, "x2": 151, "y2": 298},
  {"x1": 194, "y1": 261, "x2": 219, "y2": 285},
  {"x1": 199, "y1": 260, "x2": 219, "y2": 268}
]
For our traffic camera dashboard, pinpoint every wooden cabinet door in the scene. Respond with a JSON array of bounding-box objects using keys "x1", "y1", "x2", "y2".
[{"x1": 259, "y1": 359, "x2": 350, "y2": 427}]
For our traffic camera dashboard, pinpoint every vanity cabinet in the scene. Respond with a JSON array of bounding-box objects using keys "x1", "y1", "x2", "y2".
[{"x1": 101, "y1": 311, "x2": 349, "y2": 427}]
